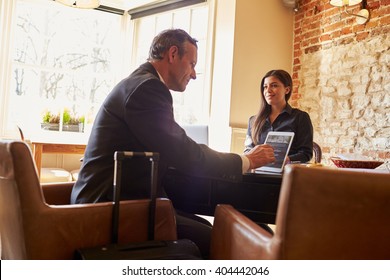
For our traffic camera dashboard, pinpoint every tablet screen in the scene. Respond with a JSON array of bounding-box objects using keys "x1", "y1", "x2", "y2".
[{"x1": 256, "y1": 131, "x2": 295, "y2": 173}]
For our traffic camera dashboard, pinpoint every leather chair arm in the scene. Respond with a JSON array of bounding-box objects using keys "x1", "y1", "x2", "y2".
[
  {"x1": 210, "y1": 204, "x2": 274, "y2": 260},
  {"x1": 24, "y1": 198, "x2": 177, "y2": 259}
]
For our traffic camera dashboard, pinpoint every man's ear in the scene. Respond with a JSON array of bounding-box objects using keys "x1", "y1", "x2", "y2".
[{"x1": 168, "y1": 45, "x2": 178, "y2": 63}]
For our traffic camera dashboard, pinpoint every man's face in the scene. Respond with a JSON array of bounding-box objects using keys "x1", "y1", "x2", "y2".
[{"x1": 168, "y1": 42, "x2": 197, "y2": 92}]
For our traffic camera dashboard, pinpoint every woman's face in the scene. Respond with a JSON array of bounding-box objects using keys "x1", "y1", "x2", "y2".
[{"x1": 262, "y1": 76, "x2": 290, "y2": 107}]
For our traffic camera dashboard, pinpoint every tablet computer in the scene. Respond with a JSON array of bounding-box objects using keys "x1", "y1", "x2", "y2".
[{"x1": 256, "y1": 131, "x2": 295, "y2": 173}]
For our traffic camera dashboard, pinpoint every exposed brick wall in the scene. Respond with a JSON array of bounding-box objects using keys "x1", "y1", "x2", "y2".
[{"x1": 292, "y1": 0, "x2": 389, "y2": 165}]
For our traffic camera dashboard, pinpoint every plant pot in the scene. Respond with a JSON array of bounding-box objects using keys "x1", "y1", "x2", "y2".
[
  {"x1": 40, "y1": 123, "x2": 84, "y2": 132},
  {"x1": 41, "y1": 123, "x2": 59, "y2": 131},
  {"x1": 63, "y1": 123, "x2": 84, "y2": 133}
]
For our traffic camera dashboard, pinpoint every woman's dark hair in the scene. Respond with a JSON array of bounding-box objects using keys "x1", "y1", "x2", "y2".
[
  {"x1": 148, "y1": 29, "x2": 198, "y2": 60},
  {"x1": 251, "y1": 69, "x2": 293, "y2": 145}
]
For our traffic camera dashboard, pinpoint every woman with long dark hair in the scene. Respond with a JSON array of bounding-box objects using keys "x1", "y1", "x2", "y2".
[{"x1": 245, "y1": 69, "x2": 313, "y2": 163}]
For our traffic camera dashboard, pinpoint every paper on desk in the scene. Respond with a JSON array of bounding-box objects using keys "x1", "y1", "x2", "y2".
[{"x1": 337, "y1": 153, "x2": 371, "y2": 161}]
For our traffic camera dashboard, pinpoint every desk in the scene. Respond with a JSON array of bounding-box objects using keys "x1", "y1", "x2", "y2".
[
  {"x1": 163, "y1": 169, "x2": 282, "y2": 224},
  {"x1": 31, "y1": 141, "x2": 86, "y2": 178}
]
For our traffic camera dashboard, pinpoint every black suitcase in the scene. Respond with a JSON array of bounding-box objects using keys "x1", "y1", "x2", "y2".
[{"x1": 75, "y1": 151, "x2": 202, "y2": 260}]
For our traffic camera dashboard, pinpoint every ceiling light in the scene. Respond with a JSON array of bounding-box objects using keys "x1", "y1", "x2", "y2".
[
  {"x1": 330, "y1": 0, "x2": 362, "y2": 6},
  {"x1": 55, "y1": 0, "x2": 100, "y2": 9}
]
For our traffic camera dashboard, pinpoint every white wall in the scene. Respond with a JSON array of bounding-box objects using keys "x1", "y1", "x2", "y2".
[{"x1": 209, "y1": 0, "x2": 294, "y2": 152}]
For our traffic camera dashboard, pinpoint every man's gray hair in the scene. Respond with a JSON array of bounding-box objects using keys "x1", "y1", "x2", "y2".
[{"x1": 148, "y1": 29, "x2": 198, "y2": 61}]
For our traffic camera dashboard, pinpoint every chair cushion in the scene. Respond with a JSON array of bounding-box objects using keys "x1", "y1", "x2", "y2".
[{"x1": 40, "y1": 168, "x2": 72, "y2": 183}]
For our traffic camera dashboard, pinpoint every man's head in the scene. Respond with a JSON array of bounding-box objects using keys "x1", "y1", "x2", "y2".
[
  {"x1": 148, "y1": 29, "x2": 198, "y2": 92},
  {"x1": 148, "y1": 29, "x2": 198, "y2": 61}
]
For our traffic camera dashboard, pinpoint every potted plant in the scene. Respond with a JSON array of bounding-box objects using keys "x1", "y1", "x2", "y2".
[
  {"x1": 62, "y1": 109, "x2": 85, "y2": 132},
  {"x1": 41, "y1": 109, "x2": 85, "y2": 132},
  {"x1": 41, "y1": 110, "x2": 60, "y2": 131}
]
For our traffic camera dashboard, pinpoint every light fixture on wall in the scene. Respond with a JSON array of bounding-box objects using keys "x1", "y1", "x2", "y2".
[
  {"x1": 55, "y1": 0, "x2": 100, "y2": 9},
  {"x1": 330, "y1": 0, "x2": 370, "y2": 24},
  {"x1": 282, "y1": 0, "x2": 300, "y2": 12}
]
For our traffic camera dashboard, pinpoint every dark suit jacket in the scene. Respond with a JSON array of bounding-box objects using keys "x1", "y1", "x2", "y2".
[{"x1": 71, "y1": 62, "x2": 242, "y2": 203}]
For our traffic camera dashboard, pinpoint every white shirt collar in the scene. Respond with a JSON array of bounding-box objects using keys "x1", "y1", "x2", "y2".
[{"x1": 155, "y1": 69, "x2": 166, "y2": 85}]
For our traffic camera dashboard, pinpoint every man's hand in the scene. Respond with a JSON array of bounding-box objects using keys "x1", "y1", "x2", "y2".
[{"x1": 245, "y1": 144, "x2": 275, "y2": 170}]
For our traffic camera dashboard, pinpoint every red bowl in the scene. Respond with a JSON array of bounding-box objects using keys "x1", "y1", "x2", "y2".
[{"x1": 330, "y1": 157, "x2": 384, "y2": 169}]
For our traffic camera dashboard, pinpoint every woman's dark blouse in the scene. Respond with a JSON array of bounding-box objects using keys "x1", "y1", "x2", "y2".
[{"x1": 245, "y1": 104, "x2": 313, "y2": 163}]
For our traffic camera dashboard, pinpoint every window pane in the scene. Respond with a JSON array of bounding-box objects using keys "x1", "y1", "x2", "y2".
[
  {"x1": 134, "y1": 16, "x2": 156, "y2": 65},
  {"x1": 190, "y1": 6, "x2": 208, "y2": 39},
  {"x1": 172, "y1": 9, "x2": 190, "y2": 31},
  {"x1": 156, "y1": 12, "x2": 173, "y2": 32}
]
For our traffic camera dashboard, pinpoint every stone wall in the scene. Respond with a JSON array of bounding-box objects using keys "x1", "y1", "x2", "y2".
[{"x1": 292, "y1": 0, "x2": 389, "y2": 164}]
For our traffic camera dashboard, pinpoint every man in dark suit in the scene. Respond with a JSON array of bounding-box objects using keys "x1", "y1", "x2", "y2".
[{"x1": 71, "y1": 29, "x2": 275, "y2": 258}]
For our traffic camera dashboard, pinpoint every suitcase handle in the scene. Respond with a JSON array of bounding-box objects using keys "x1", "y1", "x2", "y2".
[
  {"x1": 115, "y1": 151, "x2": 159, "y2": 161},
  {"x1": 112, "y1": 151, "x2": 160, "y2": 244}
]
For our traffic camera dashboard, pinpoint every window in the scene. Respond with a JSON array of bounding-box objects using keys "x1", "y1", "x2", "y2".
[
  {"x1": 131, "y1": 2, "x2": 210, "y2": 125},
  {"x1": 0, "y1": 0, "x2": 211, "y2": 140},
  {"x1": 1, "y1": 0, "x2": 126, "y2": 138}
]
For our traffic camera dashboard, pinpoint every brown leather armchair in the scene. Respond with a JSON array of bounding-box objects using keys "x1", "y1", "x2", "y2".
[
  {"x1": 0, "y1": 140, "x2": 177, "y2": 260},
  {"x1": 210, "y1": 165, "x2": 390, "y2": 260},
  {"x1": 313, "y1": 141, "x2": 322, "y2": 163}
]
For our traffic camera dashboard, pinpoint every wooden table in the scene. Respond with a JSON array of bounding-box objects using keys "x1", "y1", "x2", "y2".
[{"x1": 31, "y1": 141, "x2": 86, "y2": 178}]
